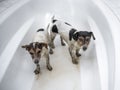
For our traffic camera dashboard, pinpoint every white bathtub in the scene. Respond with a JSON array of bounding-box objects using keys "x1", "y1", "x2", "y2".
[{"x1": 0, "y1": 0, "x2": 120, "y2": 90}]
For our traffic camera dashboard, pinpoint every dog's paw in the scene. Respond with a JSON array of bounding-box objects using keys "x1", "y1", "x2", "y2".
[
  {"x1": 47, "y1": 65, "x2": 53, "y2": 71},
  {"x1": 49, "y1": 49, "x2": 54, "y2": 54},
  {"x1": 34, "y1": 69, "x2": 40, "y2": 75},
  {"x1": 72, "y1": 59, "x2": 78, "y2": 64},
  {"x1": 51, "y1": 45, "x2": 55, "y2": 49},
  {"x1": 49, "y1": 43, "x2": 55, "y2": 49}
]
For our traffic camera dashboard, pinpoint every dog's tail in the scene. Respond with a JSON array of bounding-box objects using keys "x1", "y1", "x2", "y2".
[
  {"x1": 46, "y1": 15, "x2": 56, "y2": 45},
  {"x1": 45, "y1": 23, "x2": 50, "y2": 43},
  {"x1": 46, "y1": 16, "x2": 54, "y2": 44},
  {"x1": 46, "y1": 15, "x2": 55, "y2": 32},
  {"x1": 46, "y1": 15, "x2": 55, "y2": 42},
  {"x1": 51, "y1": 15, "x2": 55, "y2": 22},
  {"x1": 52, "y1": 15, "x2": 58, "y2": 24}
]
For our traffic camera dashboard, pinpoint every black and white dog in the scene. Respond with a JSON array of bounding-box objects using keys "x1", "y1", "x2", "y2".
[
  {"x1": 22, "y1": 29, "x2": 52, "y2": 74},
  {"x1": 48, "y1": 17, "x2": 95, "y2": 64}
]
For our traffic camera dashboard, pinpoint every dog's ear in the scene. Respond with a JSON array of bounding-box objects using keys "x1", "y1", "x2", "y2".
[
  {"x1": 69, "y1": 29, "x2": 77, "y2": 41},
  {"x1": 90, "y1": 32, "x2": 95, "y2": 40},
  {"x1": 21, "y1": 45, "x2": 30, "y2": 50},
  {"x1": 73, "y1": 32, "x2": 79, "y2": 41}
]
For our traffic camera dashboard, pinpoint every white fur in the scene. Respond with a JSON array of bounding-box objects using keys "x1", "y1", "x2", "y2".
[
  {"x1": 33, "y1": 30, "x2": 48, "y2": 44},
  {"x1": 32, "y1": 30, "x2": 49, "y2": 59},
  {"x1": 54, "y1": 20, "x2": 71, "y2": 44}
]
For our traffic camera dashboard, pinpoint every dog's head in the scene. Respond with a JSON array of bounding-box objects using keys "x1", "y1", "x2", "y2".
[
  {"x1": 72, "y1": 31, "x2": 95, "y2": 51},
  {"x1": 21, "y1": 42, "x2": 47, "y2": 64}
]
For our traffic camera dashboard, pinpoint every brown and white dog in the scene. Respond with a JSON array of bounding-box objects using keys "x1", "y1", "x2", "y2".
[
  {"x1": 22, "y1": 29, "x2": 52, "y2": 74},
  {"x1": 48, "y1": 18, "x2": 96, "y2": 64}
]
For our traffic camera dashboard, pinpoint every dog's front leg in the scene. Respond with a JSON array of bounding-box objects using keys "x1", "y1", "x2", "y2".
[
  {"x1": 34, "y1": 64, "x2": 40, "y2": 74},
  {"x1": 49, "y1": 47, "x2": 54, "y2": 54},
  {"x1": 46, "y1": 53, "x2": 53, "y2": 71},
  {"x1": 69, "y1": 46, "x2": 79, "y2": 64},
  {"x1": 60, "y1": 36, "x2": 66, "y2": 46},
  {"x1": 72, "y1": 49, "x2": 79, "y2": 64}
]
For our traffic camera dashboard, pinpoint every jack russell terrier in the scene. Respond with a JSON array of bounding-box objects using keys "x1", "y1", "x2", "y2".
[
  {"x1": 22, "y1": 28, "x2": 53, "y2": 74},
  {"x1": 48, "y1": 17, "x2": 95, "y2": 64}
]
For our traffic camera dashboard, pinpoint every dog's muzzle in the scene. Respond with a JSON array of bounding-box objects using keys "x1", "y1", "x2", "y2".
[{"x1": 34, "y1": 59, "x2": 39, "y2": 64}]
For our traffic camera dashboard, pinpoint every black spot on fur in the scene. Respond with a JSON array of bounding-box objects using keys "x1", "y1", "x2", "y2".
[
  {"x1": 69, "y1": 29, "x2": 77, "y2": 41},
  {"x1": 52, "y1": 19, "x2": 57, "y2": 23},
  {"x1": 73, "y1": 31, "x2": 89, "y2": 41},
  {"x1": 78, "y1": 31, "x2": 90, "y2": 36},
  {"x1": 52, "y1": 25, "x2": 58, "y2": 33},
  {"x1": 37, "y1": 28, "x2": 44, "y2": 32},
  {"x1": 72, "y1": 31, "x2": 95, "y2": 41},
  {"x1": 77, "y1": 31, "x2": 92, "y2": 38},
  {"x1": 65, "y1": 22, "x2": 71, "y2": 26}
]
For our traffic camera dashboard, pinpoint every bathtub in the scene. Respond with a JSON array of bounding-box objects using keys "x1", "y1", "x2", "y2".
[{"x1": 0, "y1": 0, "x2": 120, "y2": 90}]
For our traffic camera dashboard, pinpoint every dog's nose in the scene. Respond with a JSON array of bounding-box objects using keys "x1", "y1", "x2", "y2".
[
  {"x1": 83, "y1": 47, "x2": 87, "y2": 51},
  {"x1": 34, "y1": 60, "x2": 39, "y2": 64}
]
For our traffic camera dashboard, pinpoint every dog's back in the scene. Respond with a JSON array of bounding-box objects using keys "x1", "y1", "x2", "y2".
[
  {"x1": 52, "y1": 20, "x2": 72, "y2": 33},
  {"x1": 33, "y1": 29, "x2": 48, "y2": 43},
  {"x1": 50, "y1": 20, "x2": 73, "y2": 43}
]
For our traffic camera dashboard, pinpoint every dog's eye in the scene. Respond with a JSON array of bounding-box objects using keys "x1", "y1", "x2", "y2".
[
  {"x1": 37, "y1": 51, "x2": 41, "y2": 54},
  {"x1": 30, "y1": 52, "x2": 34, "y2": 55}
]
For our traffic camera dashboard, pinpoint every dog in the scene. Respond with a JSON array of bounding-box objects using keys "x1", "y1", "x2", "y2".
[
  {"x1": 21, "y1": 28, "x2": 53, "y2": 74},
  {"x1": 48, "y1": 17, "x2": 95, "y2": 64}
]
